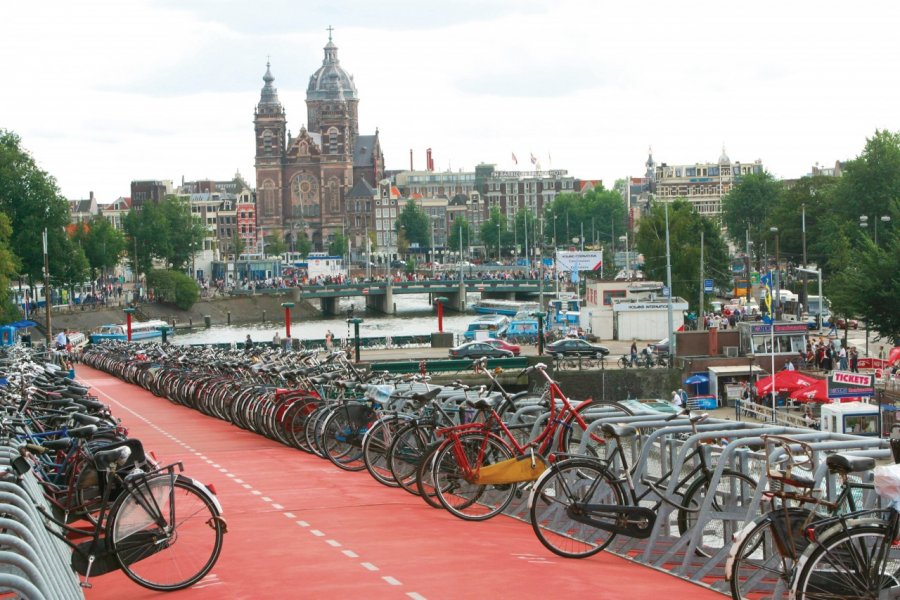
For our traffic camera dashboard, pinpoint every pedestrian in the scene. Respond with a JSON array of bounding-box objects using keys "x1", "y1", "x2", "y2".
[
  {"x1": 273, "y1": 331, "x2": 281, "y2": 348},
  {"x1": 244, "y1": 334, "x2": 253, "y2": 350},
  {"x1": 55, "y1": 329, "x2": 68, "y2": 351},
  {"x1": 838, "y1": 345, "x2": 848, "y2": 371},
  {"x1": 325, "y1": 329, "x2": 334, "y2": 352},
  {"x1": 630, "y1": 340, "x2": 638, "y2": 367},
  {"x1": 785, "y1": 360, "x2": 795, "y2": 371},
  {"x1": 678, "y1": 388, "x2": 689, "y2": 405},
  {"x1": 671, "y1": 390, "x2": 683, "y2": 409},
  {"x1": 849, "y1": 347, "x2": 859, "y2": 373},
  {"x1": 803, "y1": 406, "x2": 818, "y2": 429}
]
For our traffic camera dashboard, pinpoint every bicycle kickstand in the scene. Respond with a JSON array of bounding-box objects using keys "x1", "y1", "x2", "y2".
[{"x1": 80, "y1": 555, "x2": 95, "y2": 589}]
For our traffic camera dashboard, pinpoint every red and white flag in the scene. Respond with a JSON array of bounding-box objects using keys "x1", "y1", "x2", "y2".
[{"x1": 511, "y1": 152, "x2": 518, "y2": 165}]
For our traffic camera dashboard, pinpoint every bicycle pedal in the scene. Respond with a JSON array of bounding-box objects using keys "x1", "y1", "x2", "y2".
[{"x1": 80, "y1": 581, "x2": 94, "y2": 589}]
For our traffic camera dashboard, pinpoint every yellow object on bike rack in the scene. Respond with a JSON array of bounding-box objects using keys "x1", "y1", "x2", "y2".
[{"x1": 474, "y1": 451, "x2": 548, "y2": 485}]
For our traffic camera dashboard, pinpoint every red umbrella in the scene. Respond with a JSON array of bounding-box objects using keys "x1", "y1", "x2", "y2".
[
  {"x1": 755, "y1": 371, "x2": 818, "y2": 396},
  {"x1": 789, "y1": 379, "x2": 861, "y2": 403}
]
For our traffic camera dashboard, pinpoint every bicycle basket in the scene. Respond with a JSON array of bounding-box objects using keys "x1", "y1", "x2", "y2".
[
  {"x1": 474, "y1": 453, "x2": 548, "y2": 485},
  {"x1": 763, "y1": 435, "x2": 816, "y2": 492},
  {"x1": 874, "y1": 463, "x2": 900, "y2": 502}
]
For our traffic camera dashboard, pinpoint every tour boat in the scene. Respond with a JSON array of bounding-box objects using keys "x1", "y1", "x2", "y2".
[
  {"x1": 472, "y1": 299, "x2": 540, "y2": 316},
  {"x1": 463, "y1": 314, "x2": 511, "y2": 340},
  {"x1": 89, "y1": 319, "x2": 174, "y2": 343}
]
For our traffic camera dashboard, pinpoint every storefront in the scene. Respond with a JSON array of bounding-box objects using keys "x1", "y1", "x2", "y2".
[{"x1": 707, "y1": 365, "x2": 767, "y2": 406}]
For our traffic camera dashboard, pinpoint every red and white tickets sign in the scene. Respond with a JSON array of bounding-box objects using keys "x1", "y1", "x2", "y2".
[{"x1": 828, "y1": 371, "x2": 875, "y2": 399}]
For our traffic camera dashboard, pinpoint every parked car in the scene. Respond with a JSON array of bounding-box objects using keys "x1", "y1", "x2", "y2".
[
  {"x1": 484, "y1": 338, "x2": 521, "y2": 356},
  {"x1": 448, "y1": 341, "x2": 514, "y2": 359},
  {"x1": 649, "y1": 338, "x2": 669, "y2": 355},
  {"x1": 835, "y1": 318, "x2": 859, "y2": 329},
  {"x1": 390, "y1": 259, "x2": 406, "y2": 269},
  {"x1": 545, "y1": 338, "x2": 609, "y2": 358}
]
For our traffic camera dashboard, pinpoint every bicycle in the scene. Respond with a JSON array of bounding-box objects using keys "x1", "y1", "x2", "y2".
[
  {"x1": 14, "y1": 444, "x2": 226, "y2": 591},
  {"x1": 726, "y1": 434, "x2": 877, "y2": 599},
  {"x1": 528, "y1": 407, "x2": 758, "y2": 559},
  {"x1": 423, "y1": 362, "x2": 607, "y2": 521}
]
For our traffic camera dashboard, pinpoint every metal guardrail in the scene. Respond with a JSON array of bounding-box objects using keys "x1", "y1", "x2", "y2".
[{"x1": 0, "y1": 444, "x2": 84, "y2": 600}]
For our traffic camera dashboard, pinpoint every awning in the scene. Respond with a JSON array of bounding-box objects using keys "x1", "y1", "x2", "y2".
[
  {"x1": 1, "y1": 320, "x2": 38, "y2": 330},
  {"x1": 708, "y1": 365, "x2": 766, "y2": 375}
]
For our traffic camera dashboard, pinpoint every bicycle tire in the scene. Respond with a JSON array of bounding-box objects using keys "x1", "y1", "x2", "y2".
[
  {"x1": 677, "y1": 469, "x2": 759, "y2": 558},
  {"x1": 109, "y1": 477, "x2": 224, "y2": 591},
  {"x1": 728, "y1": 508, "x2": 815, "y2": 600},
  {"x1": 362, "y1": 415, "x2": 408, "y2": 487},
  {"x1": 433, "y1": 432, "x2": 516, "y2": 521},
  {"x1": 529, "y1": 457, "x2": 626, "y2": 558},
  {"x1": 390, "y1": 421, "x2": 438, "y2": 496},
  {"x1": 321, "y1": 407, "x2": 367, "y2": 471},
  {"x1": 415, "y1": 442, "x2": 448, "y2": 509},
  {"x1": 791, "y1": 523, "x2": 900, "y2": 599}
]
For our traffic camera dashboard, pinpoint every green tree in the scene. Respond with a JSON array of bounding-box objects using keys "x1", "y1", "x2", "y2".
[
  {"x1": 480, "y1": 207, "x2": 507, "y2": 260},
  {"x1": 544, "y1": 188, "x2": 627, "y2": 251},
  {"x1": 0, "y1": 130, "x2": 71, "y2": 286},
  {"x1": 123, "y1": 196, "x2": 206, "y2": 272},
  {"x1": 448, "y1": 216, "x2": 473, "y2": 255},
  {"x1": 146, "y1": 269, "x2": 199, "y2": 310},
  {"x1": 72, "y1": 217, "x2": 127, "y2": 283},
  {"x1": 396, "y1": 199, "x2": 430, "y2": 249},
  {"x1": 264, "y1": 230, "x2": 287, "y2": 258},
  {"x1": 0, "y1": 214, "x2": 22, "y2": 322},
  {"x1": 833, "y1": 129, "x2": 900, "y2": 237},
  {"x1": 328, "y1": 232, "x2": 348, "y2": 256},
  {"x1": 295, "y1": 230, "x2": 312, "y2": 257},
  {"x1": 720, "y1": 171, "x2": 782, "y2": 270},
  {"x1": 161, "y1": 197, "x2": 207, "y2": 270},
  {"x1": 634, "y1": 199, "x2": 731, "y2": 314}
]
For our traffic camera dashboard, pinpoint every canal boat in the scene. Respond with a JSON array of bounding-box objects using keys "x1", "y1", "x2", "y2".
[
  {"x1": 463, "y1": 314, "x2": 511, "y2": 340},
  {"x1": 89, "y1": 319, "x2": 174, "y2": 343},
  {"x1": 472, "y1": 299, "x2": 540, "y2": 316}
]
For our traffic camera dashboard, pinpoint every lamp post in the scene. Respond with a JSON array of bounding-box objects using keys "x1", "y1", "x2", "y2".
[
  {"x1": 430, "y1": 217, "x2": 436, "y2": 279},
  {"x1": 496, "y1": 222, "x2": 501, "y2": 262},
  {"x1": 532, "y1": 310, "x2": 547, "y2": 355},
  {"x1": 347, "y1": 317, "x2": 363, "y2": 363},
  {"x1": 860, "y1": 214, "x2": 892, "y2": 246}
]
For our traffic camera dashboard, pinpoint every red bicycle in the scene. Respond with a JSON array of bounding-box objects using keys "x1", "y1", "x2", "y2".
[{"x1": 424, "y1": 361, "x2": 606, "y2": 521}]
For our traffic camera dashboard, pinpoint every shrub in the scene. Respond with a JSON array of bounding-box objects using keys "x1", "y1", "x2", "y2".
[{"x1": 147, "y1": 269, "x2": 198, "y2": 310}]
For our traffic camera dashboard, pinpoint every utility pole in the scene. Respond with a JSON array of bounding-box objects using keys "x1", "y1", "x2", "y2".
[
  {"x1": 43, "y1": 229, "x2": 52, "y2": 346},
  {"x1": 745, "y1": 228, "x2": 752, "y2": 305},
  {"x1": 699, "y1": 230, "x2": 704, "y2": 330},
  {"x1": 800, "y1": 203, "x2": 807, "y2": 316},
  {"x1": 664, "y1": 201, "x2": 675, "y2": 362}
]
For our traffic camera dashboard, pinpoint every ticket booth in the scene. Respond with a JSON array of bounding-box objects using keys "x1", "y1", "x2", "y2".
[{"x1": 820, "y1": 402, "x2": 879, "y2": 437}]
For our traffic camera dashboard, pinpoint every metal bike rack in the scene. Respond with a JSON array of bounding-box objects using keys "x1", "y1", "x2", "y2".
[{"x1": 0, "y1": 442, "x2": 84, "y2": 600}]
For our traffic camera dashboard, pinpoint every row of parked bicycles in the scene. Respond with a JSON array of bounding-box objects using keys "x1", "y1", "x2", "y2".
[
  {"x1": 79, "y1": 341, "x2": 900, "y2": 599},
  {"x1": 0, "y1": 347, "x2": 226, "y2": 595}
]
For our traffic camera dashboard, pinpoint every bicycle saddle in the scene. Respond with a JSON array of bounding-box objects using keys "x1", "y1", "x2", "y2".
[
  {"x1": 601, "y1": 423, "x2": 637, "y2": 438},
  {"x1": 406, "y1": 388, "x2": 442, "y2": 403},
  {"x1": 71, "y1": 413, "x2": 101, "y2": 426},
  {"x1": 826, "y1": 454, "x2": 876, "y2": 474},
  {"x1": 93, "y1": 446, "x2": 132, "y2": 471},
  {"x1": 68, "y1": 425, "x2": 98, "y2": 438}
]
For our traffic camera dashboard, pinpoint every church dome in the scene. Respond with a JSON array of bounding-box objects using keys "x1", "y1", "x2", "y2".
[{"x1": 307, "y1": 37, "x2": 358, "y2": 101}]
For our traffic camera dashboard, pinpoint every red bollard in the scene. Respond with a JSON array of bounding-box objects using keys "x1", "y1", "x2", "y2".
[
  {"x1": 124, "y1": 308, "x2": 135, "y2": 342},
  {"x1": 282, "y1": 302, "x2": 294, "y2": 339},
  {"x1": 437, "y1": 301, "x2": 444, "y2": 333}
]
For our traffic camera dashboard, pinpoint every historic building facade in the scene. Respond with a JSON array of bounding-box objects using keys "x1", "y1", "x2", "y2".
[{"x1": 253, "y1": 34, "x2": 384, "y2": 252}]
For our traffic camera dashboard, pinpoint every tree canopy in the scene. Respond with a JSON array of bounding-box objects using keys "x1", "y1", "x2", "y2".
[
  {"x1": 544, "y1": 187, "x2": 627, "y2": 250},
  {"x1": 396, "y1": 199, "x2": 431, "y2": 249},
  {"x1": 634, "y1": 199, "x2": 731, "y2": 314},
  {"x1": 123, "y1": 196, "x2": 206, "y2": 273}
]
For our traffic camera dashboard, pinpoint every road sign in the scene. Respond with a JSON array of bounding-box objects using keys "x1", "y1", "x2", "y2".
[
  {"x1": 662, "y1": 286, "x2": 670, "y2": 297},
  {"x1": 704, "y1": 279, "x2": 714, "y2": 293}
]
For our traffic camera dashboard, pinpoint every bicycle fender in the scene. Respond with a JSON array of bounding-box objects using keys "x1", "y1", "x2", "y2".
[{"x1": 176, "y1": 474, "x2": 224, "y2": 516}]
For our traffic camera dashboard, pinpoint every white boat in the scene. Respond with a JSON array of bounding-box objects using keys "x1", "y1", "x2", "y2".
[
  {"x1": 472, "y1": 299, "x2": 540, "y2": 316},
  {"x1": 463, "y1": 314, "x2": 511, "y2": 340},
  {"x1": 89, "y1": 319, "x2": 174, "y2": 343}
]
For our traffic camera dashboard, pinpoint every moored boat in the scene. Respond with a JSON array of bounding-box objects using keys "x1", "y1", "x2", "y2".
[
  {"x1": 472, "y1": 299, "x2": 540, "y2": 316},
  {"x1": 89, "y1": 319, "x2": 174, "y2": 343}
]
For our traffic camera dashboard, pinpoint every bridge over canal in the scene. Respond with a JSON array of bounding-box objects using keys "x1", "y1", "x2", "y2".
[{"x1": 234, "y1": 278, "x2": 545, "y2": 314}]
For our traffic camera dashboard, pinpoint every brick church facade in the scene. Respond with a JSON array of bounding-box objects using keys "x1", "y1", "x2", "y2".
[{"x1": 253, "y1": 33, "x2": 383, "y2": 252}]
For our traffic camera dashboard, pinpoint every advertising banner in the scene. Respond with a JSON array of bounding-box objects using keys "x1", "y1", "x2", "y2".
[
  {"x1": 556, "y1": 251, "x2": 602, "y2": 272},
  {"x1": 827, "y1": 371, "x2": 875, "y2": 399}
]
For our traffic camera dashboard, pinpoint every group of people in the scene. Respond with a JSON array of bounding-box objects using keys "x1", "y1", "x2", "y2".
[{"x1": 800, "y1": 338, "x2": 859, "y2": 372}]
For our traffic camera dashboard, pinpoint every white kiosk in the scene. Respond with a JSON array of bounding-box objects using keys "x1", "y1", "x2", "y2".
[{"x1": 820, "y1": 402, "x2": 879, "y2": 437}]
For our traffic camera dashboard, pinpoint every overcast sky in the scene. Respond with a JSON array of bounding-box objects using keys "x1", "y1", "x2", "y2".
[{"x1": 3, "y1": 0, "x2": 899, "y2": 202}]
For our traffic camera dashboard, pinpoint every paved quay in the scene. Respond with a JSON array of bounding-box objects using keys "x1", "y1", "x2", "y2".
[{"x1": 76, "y1": 363, "x2": 728, "y2": 600}]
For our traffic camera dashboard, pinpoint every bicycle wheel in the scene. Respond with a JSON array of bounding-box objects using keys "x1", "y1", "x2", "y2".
[
  {"x1": 321, "y1": 407, "x2": 367, "y2": 471},
  {"x1": 390, "y1": 421, "x2": 438, "y2": 495},
  {"x1": 529, "y1": 457, "x2": 626, "y2": 558},
  {"x1": 728, "y1": 509, "x2": 815, "y2": 600},
  {"x1": 362, "y1": 415, "x2": 406, "y2": 487},
  {"x1": 433, "y1": 433, "x2": 516, "y2": 521},
  {"x1": 792, "y1": 524, "x2": 900, "y2": 599},
  {"x1": 677, "y1": 469, "x2": 759, "y2": 557},
  {"x1": 415, "y1": 442, "x2": 445, "y2": 508},
  {"x1": 109, "y1": 477, "x2": 224, "y2": 591}
]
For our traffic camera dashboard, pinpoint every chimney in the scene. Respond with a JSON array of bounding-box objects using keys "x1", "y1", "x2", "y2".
[
  {"x1": 426, "y1": 148, "x2": 434, "y2": 172},
  {"x1": 89, "y1": 191, "x2": 94, "y2": 202},
  {"x1": 410, "y1": 149, "x2": 414, "y2": 171},
  {"x1": 708, "y1": 326, "x2": 719, "y2": 357}
]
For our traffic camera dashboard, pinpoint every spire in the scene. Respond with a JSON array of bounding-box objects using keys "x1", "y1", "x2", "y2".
[{"x1": 258, "y1": 60, "x2": 281, "y2": 112}]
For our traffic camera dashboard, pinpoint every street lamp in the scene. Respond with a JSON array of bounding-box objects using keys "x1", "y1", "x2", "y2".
[
  {"x1": 860, "y1": 214, "x2": 892, "y2": 246},
  {"x1": 496, "y1": 222, "x2": 501, "y2": 262}
]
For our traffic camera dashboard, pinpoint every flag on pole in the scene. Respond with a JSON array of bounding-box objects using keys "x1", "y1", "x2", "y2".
[
  {"x1": 511, "y1": 153, "x2": 517, "y2": 165},
  {"x1": 530, "y1": 152, "x2": 537, "y2": 165},
  {"x1": 760, "y1": 272, "x2": 773, "y2": 324}
]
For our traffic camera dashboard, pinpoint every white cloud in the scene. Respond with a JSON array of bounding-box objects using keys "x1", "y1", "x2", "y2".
[{"x1": 1, "y1": 0, "x2": 899, "y2": 201}]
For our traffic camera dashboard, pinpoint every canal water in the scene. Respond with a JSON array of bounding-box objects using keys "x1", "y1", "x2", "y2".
[{"x1": 173, "y1": 293, "x2": 481, "y2": 345}]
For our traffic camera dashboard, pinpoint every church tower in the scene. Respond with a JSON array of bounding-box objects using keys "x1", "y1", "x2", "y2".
[{"x1": 253, "y1": 61, "x2": 287, "y2": 236}]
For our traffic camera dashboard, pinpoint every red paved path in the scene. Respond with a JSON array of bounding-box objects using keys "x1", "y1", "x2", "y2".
[{"x1": 77, "y1": 364, "x2": 725, "y2": 599}]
